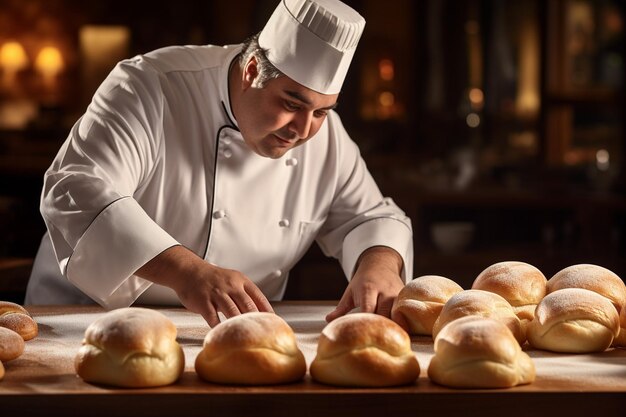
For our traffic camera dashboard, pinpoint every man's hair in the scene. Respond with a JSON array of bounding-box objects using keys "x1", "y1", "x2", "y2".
[{"x1": 239, "y1": 33, "x2": 284, "y2": 88}]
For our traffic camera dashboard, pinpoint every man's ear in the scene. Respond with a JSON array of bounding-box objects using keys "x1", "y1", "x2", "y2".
[{"x1": 242, "y1": 56, "x2": 259, "y2": 90}]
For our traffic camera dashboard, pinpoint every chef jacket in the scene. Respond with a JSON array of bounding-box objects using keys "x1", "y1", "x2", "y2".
[{"x1": 26, "y1": 44, "x2": 414, "y2": 309}]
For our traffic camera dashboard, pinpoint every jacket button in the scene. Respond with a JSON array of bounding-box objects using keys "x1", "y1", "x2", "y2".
[
  {"x1": 220, "y1": 132, "x2": 232, "y2": 144},
  {"x1": 272, "y1": 270, "x2": 282, "y2": 277},
  {"x1": 285, "y1": 157, "x2": 298, "y2": 166},
  {"x1": 222, "y1": 148, "x2": 232, "y2": 158},
  {"x1": 278, "y1": 219, "x2": 290, "y2": 227},
  {"x1": 213, "y1": 210, "x2": 227, "y2": 219}
]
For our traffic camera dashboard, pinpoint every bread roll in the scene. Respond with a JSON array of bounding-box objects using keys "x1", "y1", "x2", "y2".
[
  {"x1": 195, "y1": 312, "x2": 306, "y2": 385},
  {"x1": 75, "y1": 307, "x2": 184, "y2": 388},
  {"x1": 391, "y1": 275, "x2": 463, "y2": 335},
  {"x1": 432, "y1": 290, "x2": 525, "y2": 344},
  {"x1": 527, "y1": 288, "x2": 620, "y2": 353},
  {"x1": 310, "y1": 313, "x2": 420, "y2": 387},
  {"x1": 472, "y1": 261, "x2": 547, "y2": 322},
  {"x1": 0, "y1": 301, "x2": 38, "y2": 341},
  {"x1": 0, "y1": 326, "x2": 25, "y2": 362},
  {"x1": 613, "y1": 305, "x2": 626, "y2": 347},
  {"x1": 547, "y1": 264, "x2": 626, "y2": 313},
  {"x1": 428, "y1": 316, "x2": 535, "y2": 388},
  {"x1": 0, "y1": 361, "x2": 4, "y2": 380}
]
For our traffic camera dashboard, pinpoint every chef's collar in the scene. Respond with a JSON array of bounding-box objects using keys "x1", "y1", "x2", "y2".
[{"x1": 219, "y1": 45, "x2": 242, "y2": 130}]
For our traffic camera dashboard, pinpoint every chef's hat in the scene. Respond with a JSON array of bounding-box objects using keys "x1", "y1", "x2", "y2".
[{"x1": 259, "y1": 0, "x2": 365, "y2": 95}]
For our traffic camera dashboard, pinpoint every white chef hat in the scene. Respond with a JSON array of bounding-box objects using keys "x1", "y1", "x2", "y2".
[{"x1": 259, "y1": 0, "x2": 365, "y2": 95}]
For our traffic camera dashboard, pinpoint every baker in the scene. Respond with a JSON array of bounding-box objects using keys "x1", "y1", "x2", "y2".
[{"x1": 26, "y1": 0, "x2": 413, "y2": 327}]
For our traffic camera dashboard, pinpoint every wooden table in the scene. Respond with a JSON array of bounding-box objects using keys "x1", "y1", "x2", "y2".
[{"x1": 2, "y1": 303, "x2": 626, "y2": 417}]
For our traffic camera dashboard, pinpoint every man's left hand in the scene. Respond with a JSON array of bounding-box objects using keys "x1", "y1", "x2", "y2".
[{"x1": 326, "y1": 246, "x2": 404, "y2": 322}]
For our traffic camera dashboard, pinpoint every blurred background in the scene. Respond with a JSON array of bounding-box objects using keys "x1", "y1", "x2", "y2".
[{"x1": 0, "y1": 0, "x2": 624, "y2": 302}]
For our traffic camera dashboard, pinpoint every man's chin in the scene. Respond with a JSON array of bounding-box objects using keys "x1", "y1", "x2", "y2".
[
  {"x1": 257, "y1": 147, "x2": 288, "y2": 159},
  {"x1": 267, "y1": 150, "x2": 289, "y2": 159}
]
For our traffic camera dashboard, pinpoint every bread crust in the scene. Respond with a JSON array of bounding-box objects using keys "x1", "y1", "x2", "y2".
[
  {"x1": 392, "y1": 275, "x2": 463, "y2": 335},
  {"x1": 75, "y1": 307, "x2": 184, "y2": 388},
  {"x1": 0, "y1": 326, "x2": 25, "y2": 362},
  {"x1": 428, "y1": 316, "x2": 535, "y2": 388},
  {"x1": 527, "y1": 288, "x2": 620, "y2": 353},
  {"x1": 547, "y1": 264, "x2": 626, "y2": 313},
  {"x1": 614, "y1": 306, "x2": 626, "y2": 347},
  {"x1": 472, "y1": 261, "x2": 547, "y2": 321},
  {"x1": 310, "y1": 313, "x2": 420, "y2": 387},
  {"x1": 0, "y1": 301, "x2": 38, "y2": 341},
  {"x1": 195, "y1": 312, "x2": 306, "y2": 385},
  {"x1": 432, "y1": 290, "x2": 525, "y2": 344}
]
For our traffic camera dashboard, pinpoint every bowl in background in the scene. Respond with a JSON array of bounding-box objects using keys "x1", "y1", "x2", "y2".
[{"x1": 430, "y1": 222, "x2": 475, "y2": 254}]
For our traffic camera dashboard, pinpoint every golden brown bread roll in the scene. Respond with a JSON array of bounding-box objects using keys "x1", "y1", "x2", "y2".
[
  {"x1": 613, "y1": 305, "x2": 626, "y2": 347},
  {"x1": 310, "y1": 313, "x2": 420, "y2": 387},
  {"x1": 547, "y1": 264, "x2": 626, "y2": 313},
  {"x1": 0, "y1": 301, "x2": 38, "y2": 341},
  {"x1": 391, "y1": 275, "x2": 463, "y2": 336},
  {"x1": 428, "y1": 316, "x2": 535, "y2": 388},
  {"x1": 432, "y1": 289, "x2": 525, "y2": 344},
  {"x1": 527, "y1": 288, "x2": 620, "y2": 353},
  {"x1": 195, "y1": 312, "x2": 306, "y2": 385},
  {"x1": 75, "y1": 307, "x2": 184, "y2": 388},
  {"x1": 0, "y1": 326, "x2": 25, "y2": 362},
  {"x1": 472, "y1": 261, "x2": 547, "y2": 322}
]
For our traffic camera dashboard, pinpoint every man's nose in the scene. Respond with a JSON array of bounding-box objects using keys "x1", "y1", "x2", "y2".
[{"x1": 289, "y1": 111, "x2": 312, "y2": 139}]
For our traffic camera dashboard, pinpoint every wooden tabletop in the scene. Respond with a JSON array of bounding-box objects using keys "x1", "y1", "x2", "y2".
[{"x1": 1, "y1": 303, "x2": 626, "y2": 417}]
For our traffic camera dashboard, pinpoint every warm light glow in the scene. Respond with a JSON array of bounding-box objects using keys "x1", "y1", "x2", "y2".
[
  {"x1": 35, "y1": 46, "x2": 65, "y2": 85},
  {"x1": 0, "y1": 41, "x2": 29, "y2": 87},
  {"x1": 466, "y1": 20, "x2": 483, "y2": 89},
  {"x1": 374, "y1": 91, "x2": 401, "y2": 120},
  {"x1": 378, "y1": 91, "x2": 395, "y2": 107},
  {"x1": 80, "y1": 26, "x2": 130, "y2": 66},
  {"x1": 596, "y1": 149, "x2": 610, "y2": 171},
  {"x1": 466, "y1": 113, "x2": 480, "y2": 128},
  {"x1": 80, "y1": 25, "x2": 131, "y2": 99},
  {"x1": 516, "y1": 8, "x2": 540, "y2": 116},
  {"x1": 508, "y1": 131, "x2": 538, "y2": 153},
  {"x1": 469, "y1": 88, "x2": 483, "y2": 104},
  {"x1": 0, "y1": 41, "x2": 29, "y2": 71},
  {"x1": 379, "y1": 59, "x2": 395, "y2": 81},
  {"x1": 469, "y1": 88, "x2": 484, "y2": 110}
]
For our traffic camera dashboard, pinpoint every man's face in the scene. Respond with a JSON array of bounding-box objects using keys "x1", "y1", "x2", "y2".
[{"x1": 236, "y1": 59, "x2": 339, "y2": 159}]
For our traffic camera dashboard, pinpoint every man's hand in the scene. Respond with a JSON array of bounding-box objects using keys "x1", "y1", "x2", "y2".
[
  {"x1": 136, "y1": 245, "x2": 273, "y2": 327},
  {"x1": 326, "y1": 246, "x2": 405, "y2": 322}
]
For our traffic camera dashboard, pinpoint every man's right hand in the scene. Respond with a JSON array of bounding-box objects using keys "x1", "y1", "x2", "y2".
[{"x1": 136, "y1": 245, "x2": 274, "y2": 327}]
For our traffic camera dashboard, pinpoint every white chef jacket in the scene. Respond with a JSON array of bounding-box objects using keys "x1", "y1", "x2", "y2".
[{"x1": 26, "y1": 44, "x2": 413, "y2": 309}]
